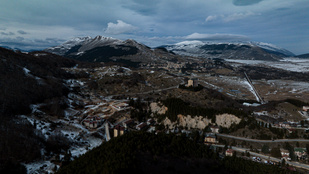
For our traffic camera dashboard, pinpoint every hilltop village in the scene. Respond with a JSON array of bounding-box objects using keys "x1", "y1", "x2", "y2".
[
  {"x1": 20, "y1": 59, "x2": 309, "y2": 173},
  {"x1": 2, "y1": 46, "x2": 309, "y2": 173}
]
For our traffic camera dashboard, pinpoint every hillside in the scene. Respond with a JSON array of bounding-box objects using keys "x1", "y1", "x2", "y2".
[
  {"x1": 296, "y1": 53, "x2": 309, "y2": 59},
  {"x1": 0, "y1": 48, "x2": 80, "y2": 116},
  {"x1": 45, "y1": 36, "x2": 183, "y2": 67},
  {"x1": 161, "y1": 41, "x2": 294, "y2": 61},
  {"x1": 0, "y1": 47, "x2": 89, "y2": 173},
  {"x1": 56, "y1": 131, "x2": 290, "y2": 174}
]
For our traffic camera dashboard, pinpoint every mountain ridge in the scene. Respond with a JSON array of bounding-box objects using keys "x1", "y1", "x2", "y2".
[
  {"x1": 45, "y1": 35, "x2": 297, "y2": 62},
  {"x1": 296, "y1": 53, "x2": 309, "y2": 59},
  {"x1": 161, "y1": 40, "x2": 295, "y2": 61}
]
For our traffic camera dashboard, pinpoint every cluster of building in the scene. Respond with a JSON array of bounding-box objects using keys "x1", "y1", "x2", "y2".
[
  {"x1": 204, "y1": 126, "x2": 220, "y2": 144},
  {"x1": 83, "y1": 116, "x2": 105, "y2": 129},
  {"x1": 140, "y1": 59, "x2": 219, "y2": 73},
  {"x1": 81, "y1": 100, "x2": 130, "y2": 129},
  {"x1": 254, "y1": 105, "x2": 309, "y2": 129},
  {"x1": 280, "y1": 148, "x2": 307, "y2": 161},
  {"x1": 299, "y1": 106, "x2": 309, "y2": 117},
  {"x1": 112, "y1": 118, "x2": 156, "y2": 138}
]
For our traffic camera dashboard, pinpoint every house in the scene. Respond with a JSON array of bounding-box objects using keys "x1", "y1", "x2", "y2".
[
  {"x1": 147, "y1": 126, "x2": 156, "y2": 133},
  {"x1": 204, "y1": 135, "x2": 218, "y2": 144},
  {"x1": 89, "y1": 121, "x2": 98, "y2": 129},
  {"x1": 123, "y1": 119, "x2": 134, "y2": 128},
  {"x1": 147, "y1": 118, "x2": 155, "y2": 125},
  {"x1": 225, "y1": 149, "x2": 234, "y2": 157},
  {"x1": 114, "y1": 125, "x2": 125, "y2": 137},
  {"x1": 83, "y1": 120, "x2": 90, "y2": 127},
  {"x1": 280, "y1": 149, "x2": 291, "y2": 161},
  {"x1": 210, "y1": 126, "x2": 219, "y2": 133},
  {"x1": 303, "y1": 106, "x2": 309, "y2": 112},
  {"x1": 279, "y1": 122, "x2": 291, "y2": 129},
  {"x1": 187, "y1": 78, "x2": 198, "y2": 87},
  {"x1": 294, "y1": 148, "x2": 307, "y2": 158},
  {"x1": 136, "y1": 122, "x2": 148, "y2": 131}
]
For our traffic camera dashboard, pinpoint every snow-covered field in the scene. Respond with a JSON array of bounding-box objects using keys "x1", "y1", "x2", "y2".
[
  {"x1": 225, "y1": 58, "x2": 309, "y2": 72},
  {"x1": 266, "y1": 80, "x2": 309, "y2": 93}
]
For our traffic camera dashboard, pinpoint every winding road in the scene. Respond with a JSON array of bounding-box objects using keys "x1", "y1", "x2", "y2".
[
  {"x1": 217, "y1": 133, "x2": 309, "y2": 143},
  {"x1": 214, "y1": 144, "x2": 309, "y2": 170}
]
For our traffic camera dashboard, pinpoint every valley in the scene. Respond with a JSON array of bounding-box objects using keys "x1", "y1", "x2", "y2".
[{"x1": 1, "y1": 36, "x2": 309, "y2": 174}]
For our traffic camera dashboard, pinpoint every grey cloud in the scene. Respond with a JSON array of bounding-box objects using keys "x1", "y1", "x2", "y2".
[
  {"x1": 104, "y1": 20, "x2": 137, "y2": 35},
  {"x1": 122, "y1": 0, "x2": 159, "y2": 16},
  {"x1": 45, "y1": 38, "x2": 66, "y2": 42},
  {"x1": 186, "y1": 33, "x2": 250, "y2": 41},
  {"x1": 16, "y1": 36, "x2": 25, "y2": 41},
  {"x1": 0, "y1": 0, "x2": 308, "y2": 54},
  {"x1": 0, "y1": 36, "x2": 68, "y2": 50},
  {"x1": 233, "y1": 0, "x2": 263, "y2": 6},
  {"x1": 17, "y1": 30, "x2": 28, "y2": 35},
  {"x1": 1, "y1": 32, "x2": 15, "y2": 36}
]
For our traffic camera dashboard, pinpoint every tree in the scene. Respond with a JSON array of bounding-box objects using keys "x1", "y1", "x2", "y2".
[
  {"x1": 246, "y1": 151, "x2": 250, "y2": 157},
  {"x1": 281, "y1": 159, "x2": 286, "y2": 167},
  {"x1": 233, "y1": 151, "x2": 237, "y2": 157},
  {"x1": 261, "y1": 144, "x2": 270, "y2": 154},
  {"x1": 284, "y1": 142, "x2": 296, "y2": 161},
  {"x1": 270, "y1": 147, "x2": 282, "y2": 158},
  {"x1": 306, "y1": 144, "x2": 309, "y2": 155}
]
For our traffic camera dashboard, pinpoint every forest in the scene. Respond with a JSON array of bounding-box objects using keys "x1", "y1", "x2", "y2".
[
  {"x1": 0, "y1": 48, "x2": 89, "y2": 173},
  {"x1": 57, "y1": 131, "x2": 295, "y2": 174}
]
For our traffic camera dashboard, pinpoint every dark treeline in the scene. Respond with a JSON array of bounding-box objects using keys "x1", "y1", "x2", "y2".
[
  {"x1": 0, "y1": 48, "x2": 83, "y2": 116},
  {"x1": 285, "y1": 98, "x2": 309, "y2": 107},
  {"x1": 178, "y1": 84, "x2": 204, "y2": 92},
  {"x1": 57, "y1": 131, "x2": 295, "y2": 174}
]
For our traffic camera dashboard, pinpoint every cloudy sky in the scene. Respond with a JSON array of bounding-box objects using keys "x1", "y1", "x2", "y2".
[{"x1": 0, "y1": 0, "x2": 308, "y2": 54}]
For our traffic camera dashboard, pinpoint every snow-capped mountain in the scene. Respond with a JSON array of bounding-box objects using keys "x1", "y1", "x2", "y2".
[
  {"x1": 45, "y1": 36, "x2": 123, "y2": 56},
  {"x1": 253, "y1": 42, "x2": 295, "y2": 57},
  {"x1": 161, "y1": 41, "x2": 295, "y2": 61},
  {"x1": 45, "y1": 35, "x2": 181, "y2": 66}
]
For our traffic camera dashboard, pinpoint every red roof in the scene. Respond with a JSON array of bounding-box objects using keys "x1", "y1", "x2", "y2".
[
  {"x1": 114, "y1": 125, "x2": 125, "y2": 130},
  {"x1": 226, "y1": 149, "x2": 234, "y2": 153},
  {"x1": 124, "y1": 119, "x2": 133, "y2": 124}
]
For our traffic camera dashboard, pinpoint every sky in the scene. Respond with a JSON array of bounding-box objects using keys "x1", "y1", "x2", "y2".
[{"x1": 0, "y1": 0, "x2": 308, "y2": 54}]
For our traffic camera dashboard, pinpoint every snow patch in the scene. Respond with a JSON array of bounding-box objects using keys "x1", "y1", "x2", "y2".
[{"x1": 23, "y1": 67, "x2": 31, "y2": 74}]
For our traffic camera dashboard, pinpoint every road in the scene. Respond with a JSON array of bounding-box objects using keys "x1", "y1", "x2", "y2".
[
  {"x1": 105, "y1": 122, "x2": 111, "y2": 141},
  {"x1": 214, "y1": 145, "x2": 309, "y2": 170},
  {"x1": 217, "y1": 133, "x2": 309, "y2": 143},
  {"x1": 106, "y1": 85, "x2": 178, "y2": 99}
]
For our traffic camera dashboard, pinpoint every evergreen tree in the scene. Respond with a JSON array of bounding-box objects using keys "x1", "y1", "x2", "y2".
[
  {"x1": 270, "y1": 147, "x2": 282, "y2": 158},
  {"x1": 262, "y1": 144, "x2": 270, "y2": 154}
]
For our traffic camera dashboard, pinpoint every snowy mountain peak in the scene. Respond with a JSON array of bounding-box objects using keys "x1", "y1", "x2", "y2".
[
  {"x1": 164, "y1": 40, "x2": 295, "y2": 59},
  {"x1": 162, "y1": 40, "x2": 296, "y2": 61},
  {"x1": 68, "y1": 36, "x2": 92, "y2": 42},
  {"x1": 252, "y1": 42, "x2": 295, "y2": 57},
  {"x1": 175, "y1": 40, "x2": 204, "y2": 46},
  {"x1": 45, "y1": 35, "x2": 124, "y2": 55}
]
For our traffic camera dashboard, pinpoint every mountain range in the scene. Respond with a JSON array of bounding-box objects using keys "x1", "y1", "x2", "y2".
[
  {"x1": 44, "y1": 36, "x2": 301, "y2": 64},
  {"x1": 44, "y1": 35, "x2": 184, "y2": 67},
  {"x1": 160, "y1": 40, "x2": 295, "y2": 61}
]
